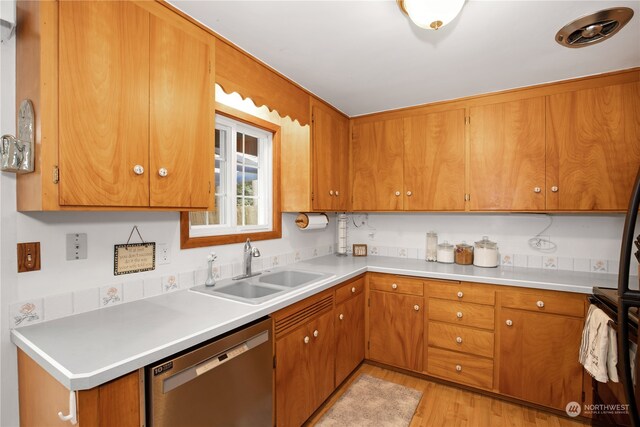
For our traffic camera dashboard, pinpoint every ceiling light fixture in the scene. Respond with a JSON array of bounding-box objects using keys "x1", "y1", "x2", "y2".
[{"x1": 397, "y1": 0, "x2": 466, "y2": 30}]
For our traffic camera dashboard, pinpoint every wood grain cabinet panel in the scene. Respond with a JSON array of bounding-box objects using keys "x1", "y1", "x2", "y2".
[
  {"x1": 403, "y1": 110, "x2": 466, "y2": 210},
  {"x1": 425, "y1": 280, "x2": 495, "y2": 305},
  {"x1": 428, "y1": 299, "x2": 495, "y2": 330},
  {"x1": 58, "y1": 1, "x2": 150, "y2": 207},
  {"x1": 335, "y1": 288, "x2": 365, "y2": 385},
  {"x1": 351, "y1": 119, "x2": 404, "y2": 210},
  {"x1": 469, "y1": 98, "x2": 546, "y2": 211},
  {"x1": 427, "y1": 347, "x2": 494, "y2": 390},
  {"x1": 498, "y1": 308, "x2": 584, "y2": 410},
  {"x1": 369, "y1": 290, "x2": 423, "y2": 371},
  {"x1": 149, "y1": 15, "x2": 213, "y2": 208},
  {"x1": 368, "y1": 273, "x2": 424, "y2": 296},
  {"x1": 546, "y1": 82, "x2": 640, "y2": 210},
  {"x1": 428, "y1": 322, "x2": 494, "y2": 359},
  {"x1": 312, "y1": 102, "x2": 349, "y2": 211}
]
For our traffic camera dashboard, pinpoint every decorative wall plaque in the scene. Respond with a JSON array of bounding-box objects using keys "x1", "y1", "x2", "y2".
[{"x1": 114, "y1": 226, "x2": 156, "y2": 275}]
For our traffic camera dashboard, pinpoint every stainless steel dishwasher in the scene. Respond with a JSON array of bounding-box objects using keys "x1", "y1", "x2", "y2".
[{"x1": 147, "y1": 317, "x2": 273, "y2": 426}]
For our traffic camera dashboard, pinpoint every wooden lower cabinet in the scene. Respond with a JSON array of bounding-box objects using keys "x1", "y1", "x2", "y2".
[
  {"x1": 335, "y1": 280, "x2": 365, "y2": 385},
  {"x1": 498, "y1": 306, "x2": 584, "y2": 410},
  {"x1": 368, "y1": 289, "x2": 424, "y2": 372},
  {"x1": 17, "y1": 350, "x2": 141, "y2": 427}
]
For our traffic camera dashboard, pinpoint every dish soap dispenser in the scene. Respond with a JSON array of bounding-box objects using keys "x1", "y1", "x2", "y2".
[{"x1": 205, "y1": 252, "x2": 217, "y2": 287}]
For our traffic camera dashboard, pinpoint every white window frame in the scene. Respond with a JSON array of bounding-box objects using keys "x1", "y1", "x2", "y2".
[{"x1": 189, "y1": 114, "x2": 273, "y2": 238}]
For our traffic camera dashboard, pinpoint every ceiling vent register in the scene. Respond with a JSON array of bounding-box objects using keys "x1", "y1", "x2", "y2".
[{"x1": 556, "y1": 7, "x2": 634, "y2": 48}]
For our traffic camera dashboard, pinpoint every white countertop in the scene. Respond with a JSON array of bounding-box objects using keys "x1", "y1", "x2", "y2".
[{"x1": 11, "y1": 255, "x2": 620, "y2": 391}]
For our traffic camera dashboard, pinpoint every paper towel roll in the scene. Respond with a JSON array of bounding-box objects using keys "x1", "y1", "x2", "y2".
[{"x1": 295, "y1": 213, "x2": 328, "y2": 230}]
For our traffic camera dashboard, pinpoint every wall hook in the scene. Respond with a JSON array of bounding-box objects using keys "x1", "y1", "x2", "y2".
[{"x1": 1, "y1": 100, "x2": 35, "y2": 173}]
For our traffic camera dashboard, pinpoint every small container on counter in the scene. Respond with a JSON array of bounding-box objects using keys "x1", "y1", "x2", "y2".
[
  {"x1": 436, "y1": 241, "x2": 455, "y2": 264},
  {"x1": 473, "y1": 236, "x2": 499, "y2": 268},
  {"x1": 455, "y1": 242, "x2": 474, "y2": 265},
  {"x1": 426, "y1": 231, "x2": 438, "y2": 262}
]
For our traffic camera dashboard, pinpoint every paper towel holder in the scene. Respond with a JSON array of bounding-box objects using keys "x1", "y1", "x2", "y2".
[
  {"x1": 295, "y1": 213, "x2": 329, "y2": 230},
  {"x1": 1, "y1": 100, "x2": 35, "y2": 174}
]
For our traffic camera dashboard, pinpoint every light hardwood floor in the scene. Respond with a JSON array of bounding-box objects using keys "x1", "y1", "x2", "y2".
[{"x1": 307, "y1": 363, "x2": 588, "y2": 427}]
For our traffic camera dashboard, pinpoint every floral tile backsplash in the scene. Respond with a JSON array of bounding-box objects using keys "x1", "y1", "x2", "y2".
[{"x1": 9, "y1": 241, "x2": 620, "y2": 329}]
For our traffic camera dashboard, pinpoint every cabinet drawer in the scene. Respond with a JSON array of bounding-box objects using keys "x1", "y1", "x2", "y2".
[
  {"x1": 500, "y1": 290, "x2": 585, "y2": 318},
  {"x1": 427, "y1": 347, "x2": 493, "y2": 390},
  {"x1": 428, "y1": 299, "x2": 494, "y2": 330},
  {"x1": 428, "y1": 322, "x2": 494, "y2": 358},
  {"x1": 335, "y1": 276, "x2": 364, "y2": 305},
  {"x1": 369, "y1": 274, "x2": 423, "y2": 296},
  {"x1": 425, "y1": 281, "x2": 495, "y2": 306}
]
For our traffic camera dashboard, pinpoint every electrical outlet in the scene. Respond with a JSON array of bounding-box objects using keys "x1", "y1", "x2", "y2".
[
  {"x1": 157, "y1": 243, "x2": 170, "y2": 265},
  {"x1": 65, "y1": 233, "x2": 87, "y2": 261}
]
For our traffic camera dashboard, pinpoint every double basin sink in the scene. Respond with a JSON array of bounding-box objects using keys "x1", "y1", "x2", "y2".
[{"x1": 191, "y1": 269, "x2": 335, "y2": 304}]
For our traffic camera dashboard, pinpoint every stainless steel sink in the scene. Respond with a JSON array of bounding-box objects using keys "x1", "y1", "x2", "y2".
[
  {"x1": 191, "y1": 269, "x2": 334, "y2": 304},
  {"x1": 258, "y1": 270, "x2": 328, "y2": 288}
]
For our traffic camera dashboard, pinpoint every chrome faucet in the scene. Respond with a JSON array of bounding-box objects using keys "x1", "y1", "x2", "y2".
[{"x1": 233, "y1": 238, "x2": 261, "y2": 280}]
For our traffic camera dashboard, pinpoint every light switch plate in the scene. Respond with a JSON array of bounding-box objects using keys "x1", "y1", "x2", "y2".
[{"x1": 66, "y1": 233, "x2": 87, "y2": 261}]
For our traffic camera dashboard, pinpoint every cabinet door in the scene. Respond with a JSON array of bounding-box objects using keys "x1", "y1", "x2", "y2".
[
  {"x1": 369, "y1": 291, "x2": 423, "y2": 371},
  {"x1": 498, "y1": 308, "x2": 583, "y2": 410},
  {"x1": 351, "y1": 119, "x2": 404, "y2": 210},
  {"x1": 404, "y1": 110, "x2": 466, "y2": 210},
  {"x1": 58, "y1": 1, "x2": 150, "y2": 207},
  {"x1": 312, "y1": 103, "x2": 349, "y2": 211},
  {"x1": 150, "y1": 16, "x2": 213, "y2": 208},
  {"x1": 335, "y1": 291, "x2": 365, "y2": 385},
  {"x1": 469, "y1": 98, "x2": 546, "y2": 211},
  {"x1": 546, "y1": 82, "x2": 640, "y2": 210},
  {"x1": 275, "y1": 324, "x2": 312, "y2": 427},
  {"x1": 307, "y1": 310, "x2": 336, "y2": 412}
]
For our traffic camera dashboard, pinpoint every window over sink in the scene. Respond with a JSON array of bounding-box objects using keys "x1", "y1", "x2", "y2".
[{"x1": 180, "y1": 105, "x2": 282, "y2": 248}]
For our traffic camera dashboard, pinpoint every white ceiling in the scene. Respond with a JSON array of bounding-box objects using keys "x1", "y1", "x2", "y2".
[{"x1": 169, "y1": 1, "x2": 640, "y2": 116}]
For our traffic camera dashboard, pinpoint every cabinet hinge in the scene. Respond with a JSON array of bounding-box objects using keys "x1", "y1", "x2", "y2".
[
  {"x1": 311, "y1": 112, "x2": 314, "y2": 124},
  {"x1": 465, "y1": 116, "x2": 470, "y2": 125},
  {"x1": 311, "y1": 192, "x2": 314, "y2": 201},
  {"x1": 464, "y1": 193, "x2": 470, "y2": 201},
  {"x1": 53, "y1": 166, "x2": 59, "y2": 184},
  {"x1": 209, "y1": 181, "x2": 211, "y2": 194},
  {"x1": 273, "y1": 355, "x2": 276, "y2": 369}
]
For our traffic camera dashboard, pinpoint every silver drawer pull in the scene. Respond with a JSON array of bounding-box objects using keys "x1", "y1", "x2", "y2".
[
  {"x1": 351, "y1": 287, "x2": 356, "y2": 293},
  {"x1": 391, "y1": 283, "x2": 398, "y2": 289},
  {"x1": 313, "y1": 330, "x2": 319, "y2": 338},
  {"x1": 304, "y1": 336, "x2": 310, "y2": 344},
  {"x1": 414, "y1": 305, "x2": 420, "y2": 311},
  {"x1": 456, "y1": 337, "x2": 463, "y2": 344},
  {"x1": 339, "y1": 314, "x2": 344, "y2": 321},
  {"x1": 456, "y1": 311, "x2": 463, "y2": 318},
  {"x1": 536, "y1": 300, "x2": 545, "y2": 308},
  {"x1": 456, "y1": 364, "x2": 462, "y2": 372},
  {"x1": 457, "y1": 291, "x2": 463, "y2": 298},
  {"x1": 506, "y1": 319, "x2": 513, "y2": 326}
]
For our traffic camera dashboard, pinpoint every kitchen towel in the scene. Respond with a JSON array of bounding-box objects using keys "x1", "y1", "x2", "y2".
[{"x1": 579, "y1": 305, "x2": 619, "y2": 383}]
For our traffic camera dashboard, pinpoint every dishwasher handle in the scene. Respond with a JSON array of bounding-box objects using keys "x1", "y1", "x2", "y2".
[{"x1": 162, "y1": 329, "x2": 269, "y2": 394}]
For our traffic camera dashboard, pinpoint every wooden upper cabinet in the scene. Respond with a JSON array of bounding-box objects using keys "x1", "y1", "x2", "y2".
[
  {"x1": 546, "y1": 82, "x2": 640, "y2": 210},
  {"x1": 58, "y1": 1, "x2": 150, "y2": 207},
  {"x1": 468, "y1": 98, "x2": 546, "y2": 211},
  {"x1": 311, "y1": 102, "x2": 349, "y2": 211},
  {"x1": 404, "y1": 110, "x2": 466, "y2": 210},
  {"x1": 149, "y1": 15, "x2": 213, "y2": 208},
  {"x1": 351, "y1": 119, "x2": 404, "y2": 210}
]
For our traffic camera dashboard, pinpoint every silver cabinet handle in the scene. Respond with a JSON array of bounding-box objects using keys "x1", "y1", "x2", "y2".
[
  {"x1": 456, "y1": 364, "x2": 462, "y2": 372},
  {"x1": 351, "y1": 287, "x2": 356, "y2": 293},
  {"x1": 339, "y1": 314, "x2": 344, "y2": 321},
  {"x1": 313, "y1": 330, "x2": 319, "y2": 338},
  {"x1": 391, "y1": 283, "x2": 398, "y2": 289},
  {"x1": 457, "y1": 291, "x2": 464, "y2": 298},
  {"x1": 303, "y1": 336, "x2": 310, "y2": 344},
  {"x1": 133, "y1": 165, "x2": 144, "y2": 175},
  {"x1": 456, "y1": 336, "x2": 463, "y2": 344},
  {"x1": 551, "y1": 186, "x2": 559, "y2": 192},
  {"x1": 456, "y1": 311, "x2": 463, "y2": 318},
  {"x1": 329, "y1": 190, "x2": 334, "y2": 196},
  {"x1": 537, "y1": 300, "x2": 545, "y2": 308},
  {"x1": 406, "y1": 191, "x2": 412, "y2": 196},
  {"x1": 335, "y1": 190, "x2": 339, "y2": 196},
  {"x1": 414, "y1": 305, "x2": 420, "y2": 311},
  {"x1": 534, "y1": 187, "x2": 541, "y2": 193},
  {"x1": 506, "y1": 319, "x2": 513, "y2": 326},
  {"x1": 158, "y1": 168, "x2": 168, "y2": 177},
  {"x1": 395, "y1": 191, "x2": 401, "y2": 196}
]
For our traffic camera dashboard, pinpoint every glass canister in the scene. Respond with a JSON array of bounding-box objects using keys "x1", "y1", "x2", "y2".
[
  {"x1": 455, "y1": 242, "x2": 474, "y2": 265},
  {"x1": 436, "y1": 241, "x2": 454, "y2": 264},
  {"x1": 426, "y1": 231, "x2": 438, "y2": 262},
  {"x1": 473, "y1": 236, "x2": 499, "y2": 268}
]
